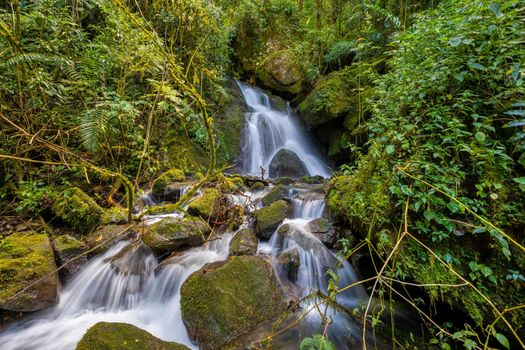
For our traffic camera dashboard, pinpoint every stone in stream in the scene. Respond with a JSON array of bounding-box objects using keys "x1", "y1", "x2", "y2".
[
  {"x1": 0, "y1": 231, "x2": 58, "y2": 312},
  {"x1": 277, "y1": 247, "x2": 300, "y2": 282},
  {"x1": 253, "y1": 200, "x2": 290, "y2": 239},
  {"x1": 52, "y1": 233, "x2": 87, "y2": 276},
  {"x1": 180, "y1": 256, "x2": 287, "y2": 350},
  {"x1": 142, "y1": 216, "x2": 210, "y2": 254},
  {"x1": 229, "y1": 228, "x2": 258, "y2": 256},
  {"x1": 151, "y1": 168, "x2": 186, "y2": 201},
  {"x1": 261, "y1": 184, "x2": 289, "y2": 206},
  {"x1": 268, "y1": 149, "x2": 308, "y2": 178},
  {"x1": 76, "y1": 322, "x2": 190, "y2": 350},
  {"x1": 187, "y1": 188, "x2": 220, "y2": 220},
  {"x1": 307, "y1": 217, "x2": 336, "y2": 247},
  {"x1": 84, "y1": 224, "x2": 134, "y2": 256}
]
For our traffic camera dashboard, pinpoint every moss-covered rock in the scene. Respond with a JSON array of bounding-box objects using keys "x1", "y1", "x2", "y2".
[
  {"x1": 180, "y1": 256, "x2": 287, "y2": 349},
  {"x1": 53, "y1": 234, "x2": 87, "y2": 276},
  {"x1": 52, "y1": 187, "x2": 105, "y2": 235},
  {"x1": 101, "y1": 206, "x2": 128, "y2": 225},
  {"x1": 272, "y1": 177, "x2": 294, "y2": 185},
  {"x1": 84, "y1": 225, "x2": 133, "y2": 256},
  {"x1": 256, "y1": 50, "x2": 303, "y2": 95},
  {"x1": 268, "y1": 149, "x2": 308, "y2": 178},
  {"x1": 250, "y1": 181, "x2": 266, "y2": 192},
  {"x1": 253, "y1": 200, "x2": 290, "y2": 239},
  {"x1": 230, "y1": 228, "x2": 258, "y2": 256},
  {"x1": 307, "y1": 218, "x2": 336, "y2": 247},
  {"x1": 0, "y1": 231, "x2": 58, "y2": 312},
  {"x1": 76, "y1": 322, "x2": 190, "y2": 350},
  {"x1": 187, "y1": 188, "x2": 219, "y2": 220},
  {"x1": 151, "y1": 169, "x2": 186, "y2": 200},
  {"x1": 143, "y1": 216, "x2": 209, "y2": 254},
  {"x1": 261, "y1": 184, "x2": 289, "y2": 206}
]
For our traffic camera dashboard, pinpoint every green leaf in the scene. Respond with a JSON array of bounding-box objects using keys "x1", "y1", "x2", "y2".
[
  {"x1": 512, "y1": 177, "x2": 525, "y2": 185},
  {"x1": 488, "y1": 2, "x2": 503, "y2": 17},
  {"x1": 496, "y1": 333, "x2": 510, "y2": 349},
  {"x1": 475, "y1": 131, "x2": 486, "y2": 144},
  {"x1": 385, "y1": 144, "x2": 395, "y2": 155}
]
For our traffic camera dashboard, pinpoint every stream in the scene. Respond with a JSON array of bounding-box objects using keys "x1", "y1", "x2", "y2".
[{"x1": 0, "y1": 83, "x2": 383, "y2": 349}]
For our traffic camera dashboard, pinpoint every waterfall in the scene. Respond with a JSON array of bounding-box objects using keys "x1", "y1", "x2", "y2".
[
  {"x1": 0, "y1": 235, "x2": 232, "y2": 350},
  {"x1": 237, "y1": 81, "x2": 330, "y2": 178}
]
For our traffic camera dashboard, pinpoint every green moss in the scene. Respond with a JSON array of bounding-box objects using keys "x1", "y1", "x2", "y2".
[
  {"x1": 143, "y1": 216, "x2": 209, "y2": 254},
  {"x1": 255, "y1": 50, "x2": 303, "y2": 95},
  {"x1": 253, "y1": 200, "x2": 289, "y2": 238},
  {"x1": 84, "y1": 225, "x2": 132, "y2": 256},
  {"x1": 52, "y1": 187, "x2": 105, "y2": 235},
  {"x1": 0, "y1": 231, "x2": 57, "y2": 311},
  {"x1": 76, "y1": 322, "x2": 190, "y2": 350},
  {"x1": 53, "y1": 234, "x2": 85, "y2": 259},
  {"x1": 152, "y1": 169, "x2": 186, "y2": 199},
  {"x1": 187, "y1": 188, "x2": 219, "y2": 220},
  {"x1": 250, "y1": 181, "x2": 266, "y2": 191},
  {"x1": 180, "y1": 256, "x2": 286, "y2": 349},
  {"x1": 261, "y1": 184, "x2": 289, "y2": 206},
  {"x1": 101, "y1": 206, "x2": 128, "y2": 225},
  {"x1": 230, "y1": 228, "x2": 258, "y2": 256},
  {"x1": 272, "y1": 177, "x2": 294, "y2": 185}
]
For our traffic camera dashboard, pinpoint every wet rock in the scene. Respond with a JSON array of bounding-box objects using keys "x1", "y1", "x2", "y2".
[
  {"x1": 187, "y1": 188, "x2": 220, "y2": 220},
  {"x1": 151, "y1": 169, "x2": 186, "y2": 201},
  {"x1": 101, "y1": 206, "x2": 128, "y2": 225},
  {"x1": 250, "y1": 181, "x2": 266, "y2": 192},
  {"x1": 298, "y1": 175, "x2": 325, "y2": 184},
  {"x1": 52, "y1": 187, "x2": 105, "y2": 235},
  {"x1": 253, "y1": 200, "x2": 290, "y2": 239},
  {"x1": 143, "y1": 216, "x2": 209, "y2": 254},
  {"x1": 256, "y1": 50, "x2": 303, "y2": 95},
  {"x1": 0, "y1": 231, "x2": 58, "y2": 312},
  {"x1": 307, "y1": 218, "x2": 336, "y2": 247},
  {"x1": 230, "y1": 228, "x2": 258, "y2": 256},
  {"x1": 272, "y1": 177, "x2": 294, "y2": 185},
  {"x1": 53, "y1": 234, "x2": 87, "y2": 276},
  {"x1": 277, "y1": 247, "x2": 300, "y2": 282},
  {"x1": 162, "y1": 183, "x2": 192, "y2": 203},
  {"x1": 261, "y1": 184, "x2": 289, "y2": 206},
  {"x1": 180, "y1": 256, "x2": 287, "y2": 350},
  {"x1": 76, "y1": 322, "x2": 190, "y2": 350},
  {"x1": 268, "y1": 149, "x2": 308, "y2": 178},
  {"x1": 239, "y1": 175, "x2": 269, "y2": 188},
  {"x1": 84, "y1": 224, "x2": 134, "y2": 256}
]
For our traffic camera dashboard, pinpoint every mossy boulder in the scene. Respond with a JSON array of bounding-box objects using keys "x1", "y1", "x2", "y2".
[
  {"x1": 76, "y1": 322, "x2": 190, "y2": 350},
  {"x1": 143, "y1": 216, "x2": 209, "y2": 254},
  {"x1": 250, "y1": 181, "x2": 266, "y2": 192},
  {"x1": 180, "y1": 256, "x2": 287, "y2": 349},
  {"x1": 0, "y1": 231, "x2": 58, "y2": 312},
  {"x1": 253, "y1": 200, "x2": 290, "y2": 239},
  {"x1": 307, "y1": 218, "x2": 336, "y2": 247},
  {"x1": 52, "y1": 187, "x2": 105, "y2": 235},
  {"x1": 101, "y1": 206, "x2": 128, "y2": 225},
  {"x1": 261, "y1": 184, "x2": 289, "y2": 206},
  {"x1": 230, "y1": 228, "x2": 258, "y2": 256},
  {"x1": 84, "y1": 225, "x2": 133, "y2": 256},
  {"x1": 152, "y1": 169, "x2": 186, "y2": 200},
  {"x1": 53, "y1": 234, "x2": 87, "y2": 276},
  {"x1": 187, "y1": 188, "x2": 220, "y2": 220},
  {"x1": 256, "y1": 50, "x2": 303, "y2": 95},
  {"x1": 272, "y1": 177, "x2": 294, "y2": 185},
  {"x1": 268, "y1": 149, "x2": 308, "y2": 178}
]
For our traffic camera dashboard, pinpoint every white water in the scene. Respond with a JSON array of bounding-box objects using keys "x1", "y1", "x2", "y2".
[
  {"x1": 237, "y1": 81, "x2": 331, "y2": 178},
  {"x1": 0, "y1": 235, "x2": 232, "y2": 350}
]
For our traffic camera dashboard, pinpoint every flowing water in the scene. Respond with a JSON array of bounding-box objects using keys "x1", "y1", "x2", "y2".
[
  {"x1": 237, "y1": 81, "x2": 331, "y2": 178},
  {"x1": 0, "y1": 82, "x2": 381, "y2": 349}
]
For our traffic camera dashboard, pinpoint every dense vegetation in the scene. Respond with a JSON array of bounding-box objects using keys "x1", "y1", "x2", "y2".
[{"x1": 1, "y1": 0, "x2": 524, "y2": 349}]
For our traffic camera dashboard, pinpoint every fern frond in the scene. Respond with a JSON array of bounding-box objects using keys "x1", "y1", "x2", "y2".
[{"x1": 0, "y1": 52, "x2": 73, "y2": 68}]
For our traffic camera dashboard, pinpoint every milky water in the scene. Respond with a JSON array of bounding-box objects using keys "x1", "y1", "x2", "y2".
[{"x1": 237, "y1": 81, "x2": 331, "y2": 178}]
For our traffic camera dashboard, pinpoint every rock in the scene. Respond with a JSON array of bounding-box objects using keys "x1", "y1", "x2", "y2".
[
  {"x1": 272, "y1": 177, "x2": 294, "y2": 185},
  {"x1": 187, "y1": 188, "x2": 220, "y2": 220},
  {"x1": 52, "y1": 187, "x2": 105, "y2": 235},
  {"x1": 143, "y1": 216, "x2": 209, "y2": 254},
  {"x1": 298, "y1": 175, "x2": 325, "y2": 184},
  {"x1": 307, "y1": 218, "x2": 336, "y2": 247},
  {"x1": 277, "y1": 247, "x2": 300, "y2": 282},
  {"x1": 253, "y1": 200, "x2": 290, "y2": 239},
  {"x1": 268, "y1": 149, "x2": 308, "y2": 178},
  {"x1": 250, "y1": 181, "x2": 266, "y2": 192},
  {"x1": 0, "y1": 231, "x2": 58, "y2": 312},
  {"x1": 84, "y1": 224, "x2": 133, "y2": 256},
  {"x1": 230, "y1": 228, "x2": 258, "y2": 256},
  {"x1": 261, "y1": 184, "x2": 289, "y2": 206},
  {"x1": 151, "y1": 169, "x2": 185, "y2": 201},
  {"x1": 180, "y1": 256, "x2": 287, "y2": 349},
  {"x1": 256, "y1": 50, "x2": 302, "y2": 95},
  {"x1": 52, "y1": 234, "x2": 87, "y2": 276},
  {"x1": 101, "y1": 206, "x2": 128, "y2": 225},
  {"x1": 238, "y1": 175, "x2": 269, "y2": 188},
  {"x1": 76, "y1": 322, "x2": 190, "y2": 350},
  {"x1": 161, "y1": 183, "x2": 191, "y2": 203}
]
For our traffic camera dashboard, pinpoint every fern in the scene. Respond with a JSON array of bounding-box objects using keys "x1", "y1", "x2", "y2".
[
  {"x1": 0, "y1": 52, "x2": 72, "y2": 68},
  {"x1": 80, "y1": 108, "x2": 111, "y2": 152},
  {"x1": 364, "y1": 4, "x2": 402, "y2": 29}
]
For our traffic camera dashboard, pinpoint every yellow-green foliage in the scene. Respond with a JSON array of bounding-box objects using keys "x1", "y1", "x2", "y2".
[
  {"x1": 0, "y1": 231, "x2": 57, "y2": 311},
  {"x1": 76, "y1": 322, "x2": 190, "y2": 350},
  {"x1": 52, "y1": 187, "x2": 105, "y2": 235},
  {"x1": 180, "y1": 256, "x2": 286, "y2": 349}
]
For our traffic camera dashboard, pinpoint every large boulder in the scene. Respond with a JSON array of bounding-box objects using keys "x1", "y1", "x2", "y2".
[
  {"x1": 268, "y1": 149, "x2": 308, "y2": 178},
  {"x1": 253, "y1": 200, "x2": 290, "y2": 239},
  {"x1": 229, "y1": 228, "x2": 258, "y2": 256},
  {"x1": 261, "y1": 184, "x2": 289, "y2": 206},
  {"x1": 256, "y1": 50, "x2": 303, "y2": 95},
  {"x1": 307, "y1": 218, "x2": 336, "y2": 247},
  {"x1": 84, "y1": 224, "x2": 134, "y2": 256},
  {"x1": 151, "y1": 169, "x2": 186, "y2": 201},
  {"x1": 277, "y1": 247, "x2": 300, "y2": 282},
  {"x1": 52, "y1": 234, "x2": 87, "y2": 276},
  {"x1": 143, "y1": 216, "x2": 209, "y2": 254},
  {"x1": 180, "y1": 256, "x2": 287, "y2": 349},
  {"x1": 52, "y1": 187, "x2": 105, "y2": 235},
  {"x1": 187, "y1": 188, "x2": 219, "y2": 220},
  {"x1": 0, "y1": 231, "x2": 58, "y2": 312},
  {"x1": 76, "y1": 322, "x2": 190, "y2": 350}
]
